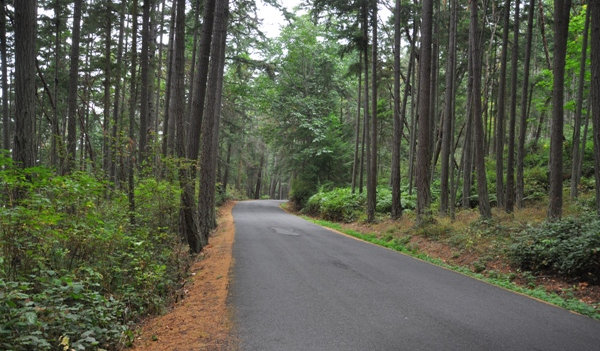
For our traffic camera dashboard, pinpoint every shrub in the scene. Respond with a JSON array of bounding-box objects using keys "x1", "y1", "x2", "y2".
[
  {"x1": 509, "y1": 214, "x2": 600, "y2": 282},
  {"x1": 0, "y1": 154, "x2": 189, "y2": 350},
  {"x1": 304, "y1": 186, "x2": 415, "y2": 221}
]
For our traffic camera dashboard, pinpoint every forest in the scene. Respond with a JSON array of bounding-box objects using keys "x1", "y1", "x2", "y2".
[{"x1": 1, "y1": 0, "x2": 599, "y2": 349}]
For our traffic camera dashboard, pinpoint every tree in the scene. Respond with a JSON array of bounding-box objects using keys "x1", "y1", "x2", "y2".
[
  {"x1": 470, "y1": 0, "x2": 491, "y2": 218},
  {"x1": 111, "y1": 0, "x2": 126, "y2": 183},
  {"x1": 138, "y1": 0, "x2": 153, "y2": 164},
  {"x1": 416, "y1": 0, "x2": 433, "y2": 221},
  {"x1": 440, "y1": 0, "x2": 457, "y2": 215},
  {"x1": 505, "y1": 0, "x2": 519, "y2": 212},
  {"x1": 548, "y1": 0, "x2": 572, "y2": 220},
  {"x1": 590, "y1": 0, "x2": 600, "y2": 215},
  {"x1": 495, "y1": 0, "x2": 510, "y2": 209},
  {"x1": 391, "y1": 0, "x2": 402, "y2": 219},
  {"x1": 198, "y1": 0, "x2": 229, "y2": 246},
  {"x1": 128, "y1": 0, "x2": 139, "y2": 224},
  {"x1": 570, "y1": 5, "x2": 590, "y2": 199},
  {"x1": 180, "y1": 0, "x2": 216, "y2": 253},
  {"x1": 14, "y1": 0, "x2": 37, "y2": 168},
  {"x1": 65, "y1": 0, "x2": 83, "y2": 174},
  {"x1": 1, "y1": 0, "x2": 9, "y2": 151},
  {"x1": 516, "y1": 0, "x2": 536, "y2": 208},
  {"x1": 367, "y1": 1, "x2": 377, "y2": 222},
  {"x1": 103, "y1": 0, "x2": 113, "y2": 175}
]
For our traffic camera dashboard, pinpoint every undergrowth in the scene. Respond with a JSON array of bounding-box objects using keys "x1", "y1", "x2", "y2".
[{"x1": 0, "y1": 153, "x2": 190, "y2": 350}]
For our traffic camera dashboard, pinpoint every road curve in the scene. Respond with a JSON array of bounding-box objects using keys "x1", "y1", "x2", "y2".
[{"x1": 229, "y1": 200, "x2": 600, "y2": 351}]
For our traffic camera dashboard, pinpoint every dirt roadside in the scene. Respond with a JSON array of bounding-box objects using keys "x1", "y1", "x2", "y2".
[{"x1": 130, "y1": 201, "x2": 237, "y2": 351}]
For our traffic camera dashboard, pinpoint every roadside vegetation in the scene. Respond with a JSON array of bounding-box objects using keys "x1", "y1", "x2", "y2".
[{"x1": 0, "y1": 153, "x2": 192, "y2": 350}]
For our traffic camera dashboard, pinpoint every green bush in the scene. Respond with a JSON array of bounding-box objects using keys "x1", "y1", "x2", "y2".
[
  {"x1": 304, "y1": 186, "x2": 416, "y2": 221},
  {"x1": 522, "y1": 166, "x2": 548, "y2": 202},
  {"x1": 290, "y1": 177, "x2": 317, "y2": 209},
  {"x1": 509, "y1": 214, "x2": 600, "y2": 282},
  {"x1": 0, "y1": 154, "x2": 189, "y2": 350}
]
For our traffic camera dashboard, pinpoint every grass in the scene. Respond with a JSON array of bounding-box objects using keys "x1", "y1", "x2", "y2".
[{"x1": 301, "y1": 215, "x2": 600, "y2": 320}]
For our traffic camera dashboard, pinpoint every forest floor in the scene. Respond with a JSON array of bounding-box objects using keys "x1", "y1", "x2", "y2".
[
  {"x1": 299, "y1": 205, "x2": 600, "y2": 312},
  {"x1": 130, "y1": 201, "x2": 237, "y2": 351}
]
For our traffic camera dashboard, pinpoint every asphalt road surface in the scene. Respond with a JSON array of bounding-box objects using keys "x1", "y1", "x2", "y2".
[{"x1": 229, "y1": 200, "x2": 600, "y2": 350}]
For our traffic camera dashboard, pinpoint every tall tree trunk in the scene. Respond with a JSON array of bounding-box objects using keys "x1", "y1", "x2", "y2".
[
  {"x1": 171, "y1": 0, "x2": 198, "y2": 249},
  {"x1": 13, "y1": 0, "x2": 37, "y2": 168},
  {"x1": 50, "y1": 1, "x2": 62, "y2": 167},
  {"x1": 462, "y1": 46, "x2": 474, "y2": 209},
  {"x1": 1, "y1": 0, "x2": 10, "y2": 151},
  {"x1": 65, "y1": 0, "x2": 83, "y2": 174},
  {"x1": 470, "y1": 0, "x2": 491, "y2": 218},
  {"x1": 223, "y1": 139, "x2": 232, "y2": 194},
  {"x1": 351, "y1": 53, "x2": 362, "y2": 194},
  {"x1": 548, "y1": 0, "x2": 571, "y2": 220},
  {"x1": 180, "y1": 0, "x2": 216, "y2": 253},
  {"x1": 361, "y1": 2, "x2": 370, "y2": 197},
  {"x1": 186, "y1": 0, "x2": 202, "y2": 126},
  {"x1": 590, "y1": 0, "x2": 600, "y2": 215},
  {"x1": 391, "y1": 0, "x2": 402, "y2": 219},
  {"x1": 516, "y1": 0, "x2": 536, "y2": 208},
  {"x1": 111, "y1": 0, "x2": 126, "y2": 184},
  {"x1": 440, "y1": 0, "x2": 456, "y2": 215},
  {"x1": 161, "y1": 1, "x2": 176, "y2": 156},
  {"x1": 198, "y1": 0, "x2": 229, "y2": 247},
  {"x1": 103, "y1": 3, "x2": 112, "y2": 176},
  {"x1": 505, "y1": 0, "x2": 519, "y2": 212},
  {"x1": 254, "y1": 151, "x2": 264, "y2": 199},
  {"x1": 538, "y1": 0, "x2": 552, "y2": 69},
  {"x1": 188, "y1": 0, "x2": 216, "y2": 161},
  {"x1": 416, "y1": 0, "x2": 433, "y2": 221},
  {"x1": 367, "y1": 2, "x2": 378, "y2": 222},
  {"x1": 569, "y1": 6, "x2": 590, "y2": 199},
  {"x1": 128, "y1": 0, "x2": 139, "y2": 225},
  {"x1": 495, "y1": 0, "x2": 510, "y2": 208},
  {"x1": 139, "y1": 0, "x2": 152, "y2": 164}
]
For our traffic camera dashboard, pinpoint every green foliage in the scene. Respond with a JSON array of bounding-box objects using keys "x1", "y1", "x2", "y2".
[
  {"x1": 304, "y1": 186, "x2": 416, "y2": 222},
  {"x1": 0, "y1": 154, "x2": 188, "y2": 350},
  {"x1": 509, "y1": 214, "x2": 600, "y2": 282}
]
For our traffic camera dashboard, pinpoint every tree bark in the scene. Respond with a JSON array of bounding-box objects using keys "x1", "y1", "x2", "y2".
[
  {"x1": 391, "y1": 0, "x2": 402, "y2": 219},
  {"x1": 139, "y1": 0, "x2": 153, "y2": 164},
  {"x1": 65, "y1": 0, "x2": 83, "y2": 174},
  {"x1": 198, "y1": 0, "x2": 229, "y2": 247},
  {"x1": 103, "y1": 3, "x2": 112, "y2": 175},
  {"x1": 111, "y1": 0, "x2": 126, "y2": 184},
  {"x1": 14, "y1": 0, "x2": 37, "y2": 168},
  {"x1": 352, "y1": 52, "x2": 362, "y2": 194},
  {"x1": 128, "y1": 0, "x2": 139, "y2": 225},
  {"x1": 440, "y1": 0, "x2": 456, "y2": 215},
  {"x1": 367, "y1": 2, "x2": 378, "y2": 222},
  {"x1": 161, "y1": 1, "x2": 176, "y2": 156},
  {"x1": 590, "y1": 0, "x2": 600, "y2": 215},
  {"x1": 516, "y1": 0, "x2": 536, "y2": 208},
  {"x1": 1, "y1": 0, "x2": 9, "y2": 151},
  {"x1": 505, "y1": 0, "x2": 519, "y2": 212},
  {"x1": 548, "y1": 0, "x2": 571, "y2": 220},
  {"x1": 188, "y1": 0, "x2": 216, "y2": 161},
  {"x1": 569, "y1": 6, "x2": 590, "y2": 199},
  {"x1": 470, "y1": 0, "x2": 491, "y2": 218},
  {"x1": 495, "y1": 0, "x2": 510, "y2": 208},
  {"x1": 416, "y1": 0, "x2": 433, "y2": 221}
]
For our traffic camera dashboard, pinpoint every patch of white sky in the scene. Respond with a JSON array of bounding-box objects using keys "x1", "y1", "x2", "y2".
[{"x1": 256, "y1": 0, "x2": 306, "y2": 39}]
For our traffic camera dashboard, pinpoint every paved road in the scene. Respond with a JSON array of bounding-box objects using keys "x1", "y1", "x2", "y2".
[{"x1": 229, "y1": 200, "x2": 600, "y2": 350}]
